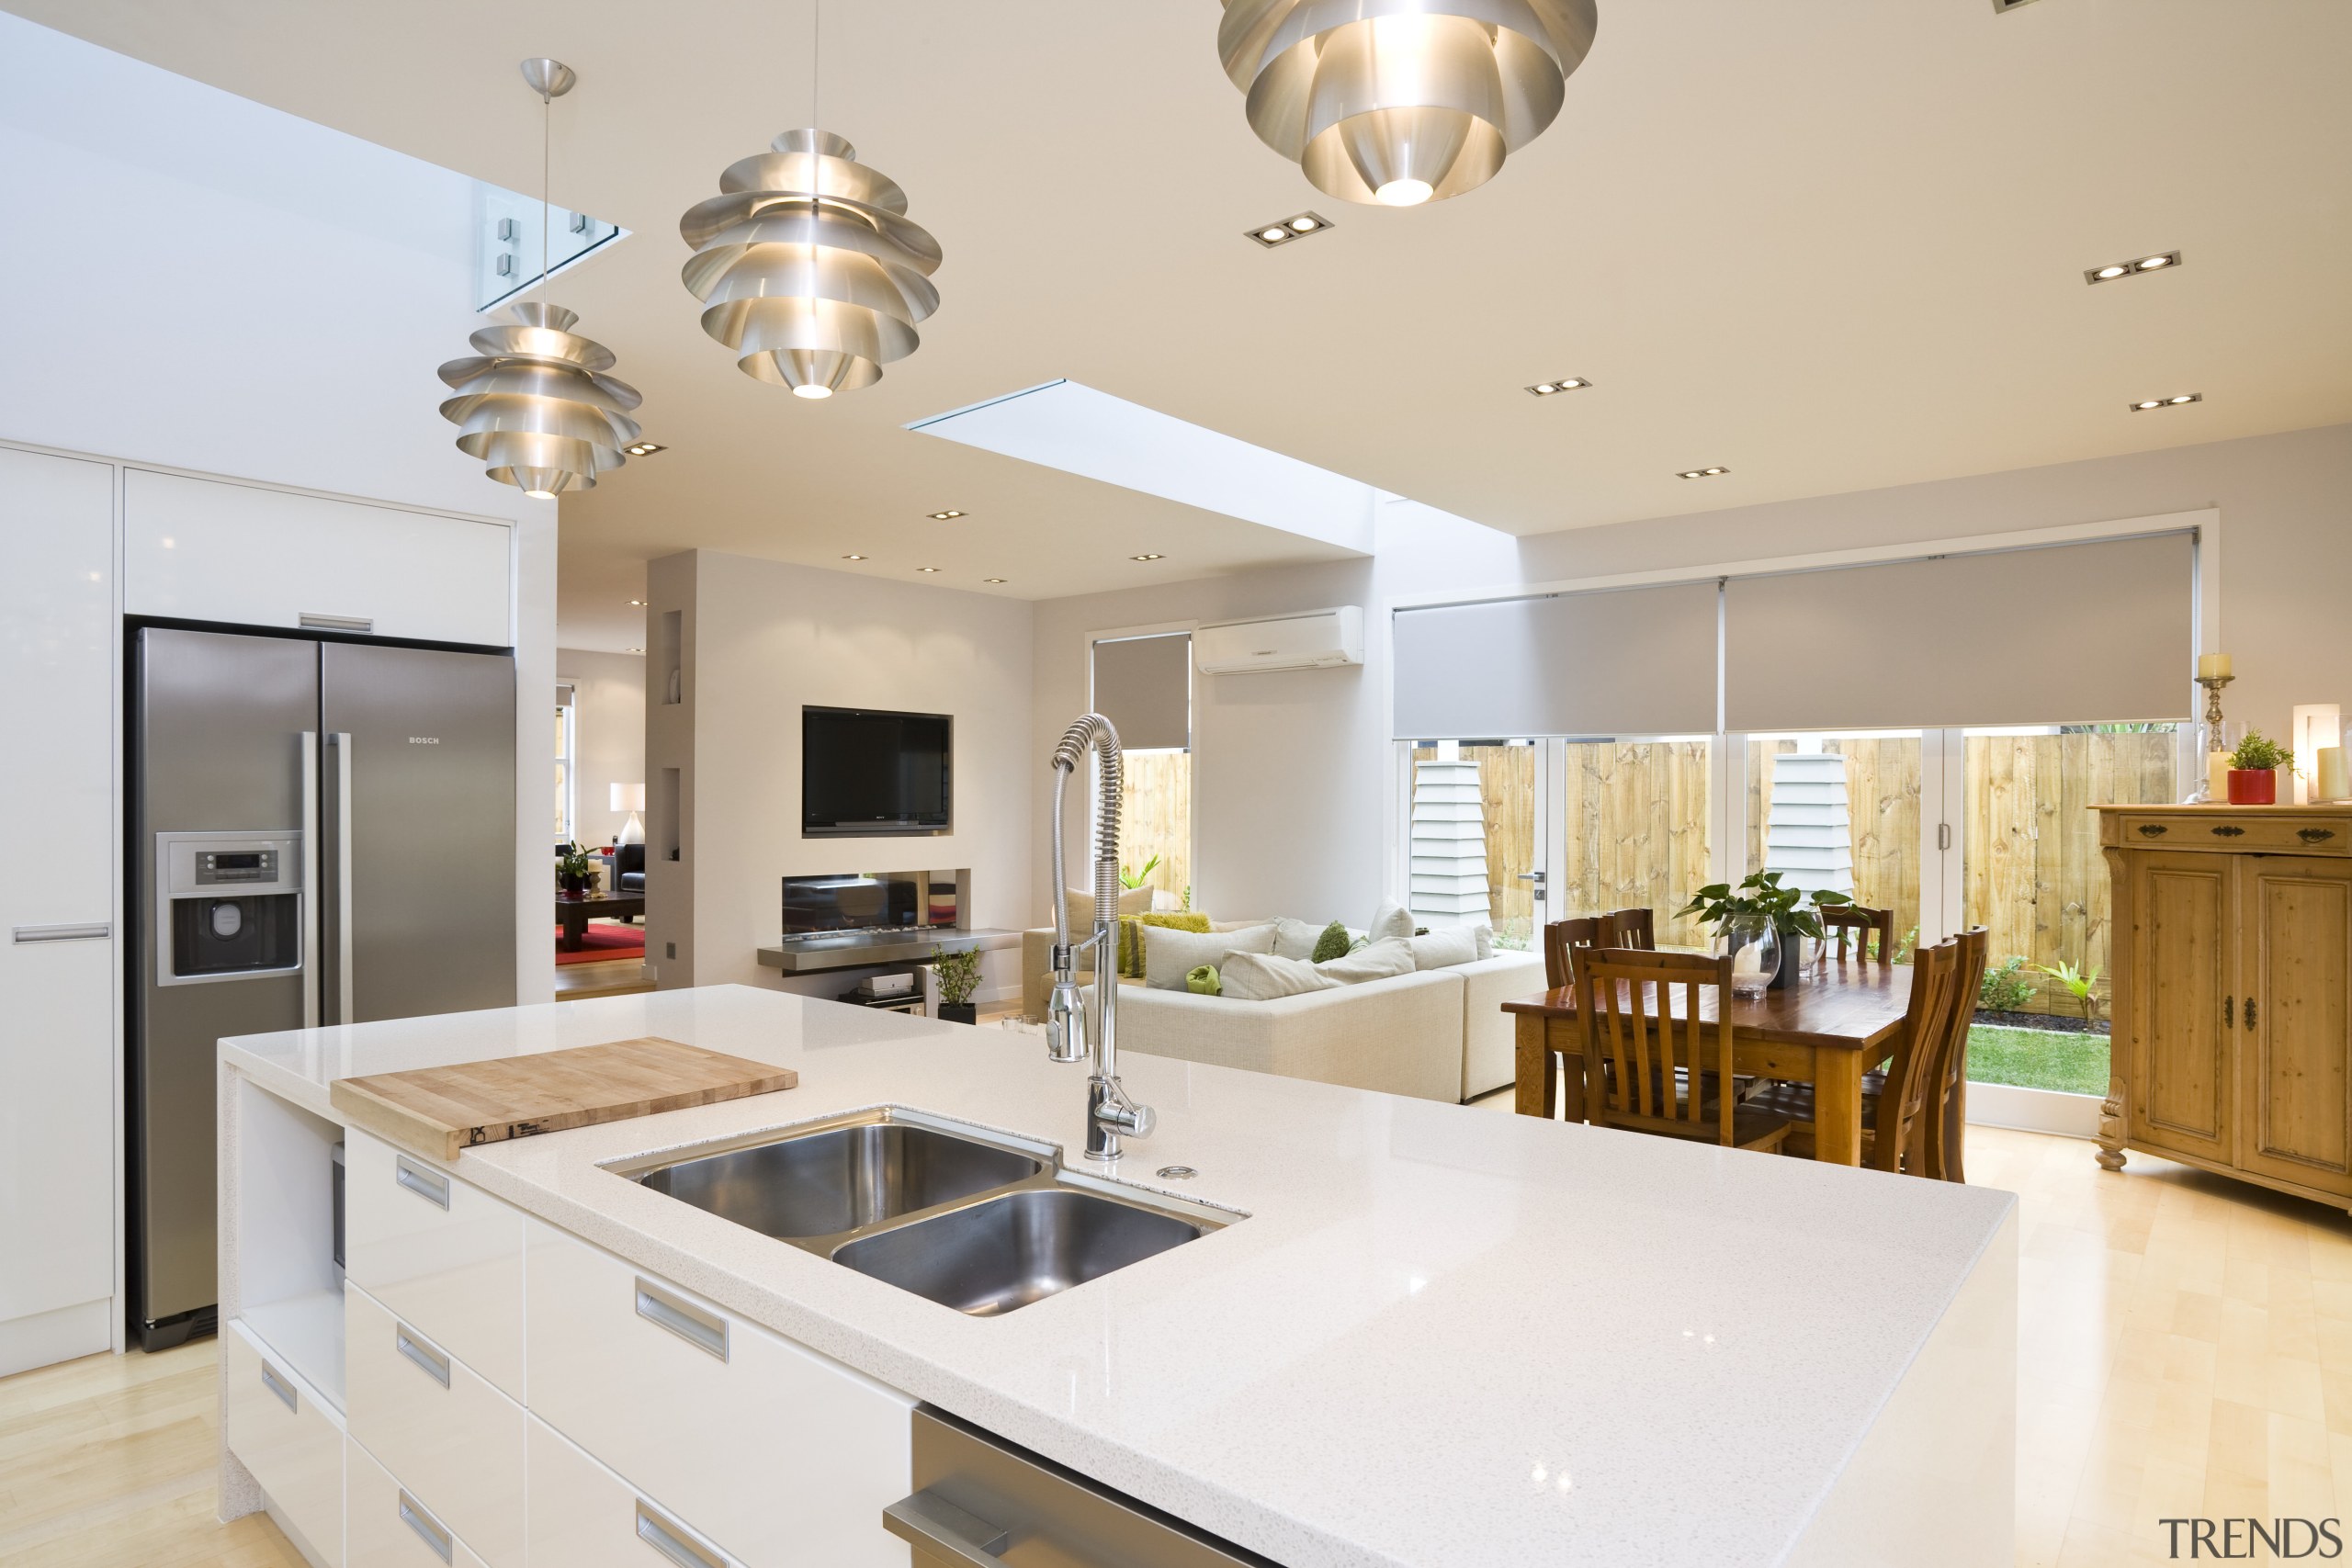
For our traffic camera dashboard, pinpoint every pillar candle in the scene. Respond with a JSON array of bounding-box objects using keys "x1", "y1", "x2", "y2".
[
  {"x1": 2198, "y1": 652, "x2": 2233, "y2": 681},
  {"x1": 2319, "y1": 748, "x2": 2350, "y2": 803},
  {"x1": 2208, "y1": 750, "x2": 2231, "y2": 799},
  {"x1": 2295, "y1": 705, "x2": 2343, "y2": 807}
]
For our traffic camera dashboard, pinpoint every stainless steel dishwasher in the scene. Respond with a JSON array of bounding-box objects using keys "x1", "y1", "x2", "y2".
[{"x1": 884, "y1": 1406, "x2": 1280, "y2": 1567}]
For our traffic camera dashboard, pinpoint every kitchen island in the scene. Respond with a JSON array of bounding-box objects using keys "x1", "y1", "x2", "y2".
[{"x1": 217, "y1": 984, "x2": 2016, "y2": 1568}]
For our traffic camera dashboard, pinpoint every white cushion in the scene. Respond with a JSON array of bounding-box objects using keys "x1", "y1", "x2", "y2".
[
  {"x1": 1408, "y1": 927, "x2": 1479, "y2": 970},
  {"x1": 1271, "y1": 916, "x2": 1329, "y2": 961},
  {"x1": 1145, "y1": 921, "x2": 1277, "y2": 990},
  {"x1": 1220, "y1": 951, "x2": 1340, "y2": 1001},
  {"x1": 1473, "y1": 924, "x2": 1495, "y2": 962},
  {"x1": 1317, "y1": 936, "x2": 1416, "y2": 985},
  {"x1": 1367, "y1": 900, "x2": 1416, "y2": 942},
  {"x1": 1065, "y1": 886, "x2": 1154, "y2": 931}
]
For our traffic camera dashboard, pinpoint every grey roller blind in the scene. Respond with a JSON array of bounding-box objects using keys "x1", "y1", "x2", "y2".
[
  {"x1": 1391, "y1": 581, "x2": 1719, "y2": 739},
  {"x1": 1723, "y1": 531, "x2": 2194, "y2": 731},
  {"x1": 1091, "y1": 632, "x2": 1191, "y2": 750}
]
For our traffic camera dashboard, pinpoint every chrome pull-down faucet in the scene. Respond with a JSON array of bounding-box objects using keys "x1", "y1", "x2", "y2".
[{"x1": 1046, "y1": 713, "x2": 1155, "y2": 1161}]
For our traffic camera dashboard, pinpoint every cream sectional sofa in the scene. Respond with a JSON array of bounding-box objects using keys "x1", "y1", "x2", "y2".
[{"x1": 1018, "y1": 924, "x2": 1542, "y2": 1103}]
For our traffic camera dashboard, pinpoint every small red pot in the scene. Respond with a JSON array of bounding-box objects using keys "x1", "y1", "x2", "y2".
[{"x1": 2226, "y1": 768, "x2": 2278, "y2": 806}]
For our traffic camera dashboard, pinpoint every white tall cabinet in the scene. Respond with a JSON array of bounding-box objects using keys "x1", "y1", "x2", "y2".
[{"x1": 0, "y1": 446, "x2": 120, "y2": 1375}]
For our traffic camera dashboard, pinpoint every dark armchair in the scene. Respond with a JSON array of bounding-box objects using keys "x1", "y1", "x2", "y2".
[{"x1": 614, "y1": 842, "x2": 646, "y2": 894}]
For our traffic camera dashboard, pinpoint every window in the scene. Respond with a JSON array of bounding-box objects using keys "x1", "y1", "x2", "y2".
[
  {"x1": 1745, "y1": 733, "x2": 1923, "y2": 956},
  {"x1": 1408, "y1": 740, "x2": 1541, "y2": 947},
  {"x1": 554, "y1": 681, "x2": 577, "y2": 845},
  {"x1": 1562, "y1": 738, "x2": 1713, "y2": 948},
  {"x1": 1091, "y1": 631, "x2": 1192, "y2": 908}
]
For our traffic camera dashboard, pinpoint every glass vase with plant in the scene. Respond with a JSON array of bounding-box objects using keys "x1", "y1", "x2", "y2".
[
  {"x1": 2227, "y1": 729, "x2": 2290, "y2": 805},
  {"x1": 1677, "y1": 871, "x2": 1853, "y2": 992},
  {"x1": 556, "y1": 841, "x2": 598, "y2": 898},
  {"x1": 931, "y1": 945, "x2": 982, "y2": 1024}
]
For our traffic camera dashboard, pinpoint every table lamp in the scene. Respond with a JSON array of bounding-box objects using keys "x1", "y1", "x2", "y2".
[{"x1": 611, "y1": 782, "x2": 645, "y2": 845}]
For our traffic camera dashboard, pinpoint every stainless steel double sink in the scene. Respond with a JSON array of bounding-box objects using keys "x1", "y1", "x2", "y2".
[{"x1": 604, "y1": 1109, "x2": 1237, "y2": 1316}]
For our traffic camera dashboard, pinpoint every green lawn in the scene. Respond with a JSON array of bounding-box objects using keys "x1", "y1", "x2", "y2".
[{"x1": 1964, "y1": 1024, "x2": 2109, "y2": 1098}]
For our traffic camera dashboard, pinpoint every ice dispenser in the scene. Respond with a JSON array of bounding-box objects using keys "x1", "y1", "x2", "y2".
[{"x1": 153, "y1": 831, "x2": 302, "y2": 984}]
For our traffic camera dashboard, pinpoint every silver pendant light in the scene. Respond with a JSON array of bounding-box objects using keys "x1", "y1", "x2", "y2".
[
  {"x1": 1219, "y1": 0, "x2": 1600, "y2": 208},
  {"x1": 679, "y1": 6, "x2": 941, "y2": 399},
  {"x1": 438, "y1": 59, "x2": 642, "y2": 497}
]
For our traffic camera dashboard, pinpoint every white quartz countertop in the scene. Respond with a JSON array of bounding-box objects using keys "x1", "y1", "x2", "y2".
[{"x1": 223, "y1": 985, "x2": 2014, "y2": 1568}]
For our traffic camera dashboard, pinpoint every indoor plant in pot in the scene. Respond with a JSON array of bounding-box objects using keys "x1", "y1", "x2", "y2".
[
  {"x1": 2226, "y1": 729, "x2": 2290, "y2": 805},
  {"x1": 931, "y1": 944, "x2": 982, "y2": 1024},
  {"x1": 1678, "y1": 871, "x2": 1852, "y2": 993},
  {"x1": 556, "y1": 841, "x2": 599, "y2": 898}
]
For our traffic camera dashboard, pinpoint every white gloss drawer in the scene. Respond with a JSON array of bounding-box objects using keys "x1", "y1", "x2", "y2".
[
  {"x1": 223, "y1": 1322, "x2": 345, "y2": 1568},
  {"x1": 346, "y1": 1433, "x2": 491, "y2": 1568},
  {"x1": 524, "y1": 1220, "x2": 913, "y2": 1568},
  {"x1": 346, "y1": 1285, "x2": 525, "y2": 1568},
  {"x1": 345, "y1": 1128, "x2": 526, "y2": 1400},
  {"x1": 526, "y1": 1414, "x2": 739, "y2": 1568}
]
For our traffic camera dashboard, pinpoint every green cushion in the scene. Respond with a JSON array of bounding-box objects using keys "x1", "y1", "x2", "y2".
[
  {"x1": 1186, "y1": 964, "x2": 1222, "y2": 996},
  {"x1": 1121, "y1": 910, "x2": 1212, "y2": 976},
  {"x1": 1310, "y1": 919, "x2": 1352, "y2": 964}
]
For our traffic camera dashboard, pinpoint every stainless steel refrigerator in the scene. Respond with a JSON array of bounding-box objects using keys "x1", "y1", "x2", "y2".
[{"x1": 130, "y1": 626, "x2": 515, "y2": 1348}]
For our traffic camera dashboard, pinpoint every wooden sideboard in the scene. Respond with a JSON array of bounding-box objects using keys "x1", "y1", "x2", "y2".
[{"x1": 2097, "y1": 804, "x2": 2352, "y2": 1213}]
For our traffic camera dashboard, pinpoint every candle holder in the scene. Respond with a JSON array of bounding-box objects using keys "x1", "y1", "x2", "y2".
[{"x1": 2197, "y1": 672, "x2": 2233, "y2": 731}]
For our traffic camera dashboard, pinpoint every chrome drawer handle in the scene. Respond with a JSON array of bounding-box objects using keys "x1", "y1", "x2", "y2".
[
  {"x1": 882, "y1": 1489, "x2": 1013, "y2": 1567},
  {"x1": 635, "y1": 1277, "x2": 729, "y2": 1362},
  {"x1": 2135, "y1": 824, "x2": 2167, "y2": 838},
  {"x1": 399, "y1": 1490, "x2": 454, "y2": 1564},
  {"x1": 637, "y1": 1500, "x2": 727, "y2": 1568},
  {"x1": 396, "y1": 1324, "x2": 451, "y2": 1388},
  {"x1": 11, "y1": 921, "x2": 109, "y2": 942},
  {"x1": 258, "y1": 1359, "x2": 298, "y2": 1413},
  {"x1": 395, "y1": 1156, "x2": 451, "y2": 1211},
  {"x1": 2300, "y1": 827, "x2": 2337, "y2": 843}
]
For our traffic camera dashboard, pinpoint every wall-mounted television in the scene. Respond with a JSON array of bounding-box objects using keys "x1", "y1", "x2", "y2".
[{"x1": 802, "y1": 706, "x2": 953, "y2": 837}]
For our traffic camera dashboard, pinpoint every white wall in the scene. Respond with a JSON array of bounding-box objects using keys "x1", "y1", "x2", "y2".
[
  {"x1": 0, "y1": 14, "x2": 561, "y2": 1007},
  {"x1": 560, "y1": 649, "x2": 648, "y2": 849},
  {"x1": 1033, "y1": 423, "x2": 2352, "y2": 924},
  {"x1": 652, "y1": 550, "x2": 1035, "y2": 998}
]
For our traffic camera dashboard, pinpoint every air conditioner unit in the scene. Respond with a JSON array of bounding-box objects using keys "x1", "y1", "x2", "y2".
[{"x1": 1193, "y1": 605, "x2": 1364, "y2": 674}]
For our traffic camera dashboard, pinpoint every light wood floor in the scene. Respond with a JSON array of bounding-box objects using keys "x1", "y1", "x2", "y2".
[{"x1": 7, "y1": 1124, "x2": 2347, "y2": 1566}]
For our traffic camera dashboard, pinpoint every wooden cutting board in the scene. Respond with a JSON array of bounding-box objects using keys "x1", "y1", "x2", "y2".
[{"x1": 330, "y1": 1037, "x2": 797, "y2": 1161}]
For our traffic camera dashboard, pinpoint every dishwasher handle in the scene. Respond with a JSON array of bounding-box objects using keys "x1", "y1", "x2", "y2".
[{"x1": 883, "y1": 1490, "x2": 1013, "y2": 1567}]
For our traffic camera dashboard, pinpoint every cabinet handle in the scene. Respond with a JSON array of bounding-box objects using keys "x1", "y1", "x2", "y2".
[
  {"x1": 635, "y1": 1277, "x2": 729, "y2": 1362},
  {"x1": 394, "y1": 1156, "x2": 451, "y2": 1210},
  {"x1": 396, "y1": 1324, "x2": 451, "y2": 1388},
  {"x1": 2300, "y1": 827, "x2": 2337, "y2": 843},
  {"x1": 258, "y1": 1359, "x2": 298, "y2": 1414},
  {"x1": 398, "y1": 1490, "x2": 455, "y2": 1564},
  {"x1": 2223, "y1": 996, "x2": 2233, "y2": 1028},
  {"x1": 882, "y1": 1489, "x2": 1014, "y2": 1568},
  {"x1": 2136, "y1": 824, "x2": 2168, "y2": 838},
  {"x1": 2245, "y1": 998, "x2": 2258, "y2": 1030},
  {"x1": 2212, "y1": 825, "x2": 2246, "y2": 837},
  {"x1": 11, "y1": 921, "x2": 110, "y2": 942},
  {"x1": 637, "y1": 1500, "x2": 728, "y2": 1568}
]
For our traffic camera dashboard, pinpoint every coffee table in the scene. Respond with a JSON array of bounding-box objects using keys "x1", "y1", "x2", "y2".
[{"x1": 557, "y1": 890, "x2": 644, "y2": 951}]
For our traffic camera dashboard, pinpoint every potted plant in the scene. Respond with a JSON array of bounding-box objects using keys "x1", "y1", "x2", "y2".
[
  {"x1": 931, "y1": 944, "x2": 982, "y2": 1024},
  {"x1": 556, "y1": 841, "x2": 599, "y2": 899},
  {"x1": 1678, "y1": 871, "x2": 1853, "y2": 991},
  {"x1": 2226, "y1": 729, "x2": 2290, "y2": 805}
]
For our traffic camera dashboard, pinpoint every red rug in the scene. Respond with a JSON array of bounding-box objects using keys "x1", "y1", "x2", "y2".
[{"x1": 556, "y1": 921, "x2": 646, "y2": 965}]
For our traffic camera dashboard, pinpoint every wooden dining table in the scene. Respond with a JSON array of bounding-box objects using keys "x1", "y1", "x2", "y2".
[{"x1": 1500, "y1": 958, "x2": 1917, "y2": 1165}]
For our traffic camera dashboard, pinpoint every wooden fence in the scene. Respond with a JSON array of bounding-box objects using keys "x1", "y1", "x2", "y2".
[{"x1": 1116, "y1": 749, "x2": 1193, "y2": 908}]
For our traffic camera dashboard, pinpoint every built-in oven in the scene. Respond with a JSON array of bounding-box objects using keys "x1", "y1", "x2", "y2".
[{"x1": 884, "y1": 1406, "x2": 1277, "y2": 1567}]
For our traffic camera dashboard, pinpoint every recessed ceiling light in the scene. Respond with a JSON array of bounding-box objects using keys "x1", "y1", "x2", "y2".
[
  {"x1": 621, "y1": 441, "x2": 666, "y2": 457},
  {"x1": 625, "y1": 647, "x2": 643, "y2": 654},
  {"x1": 1525, "y1": 378, "x2": 1591, "y2": 397},
  {"x1": 917, "y1": 566, "x2": 941, "y2": 573},
  {"x1": 627, "y1": 599, "x2": 645, "y2": 606},
  {"x1": 1244, "y1": 211, "x2": 1334, "y2": 249},
  {"x1": 1130, "y1": 553, "x2": 1164, "y2": 562},
  {"x1": 2129, "y1": 392, "x2": 2201, "y2": 412},
  {"x1": 2084, "y1": 250, "x2": 2181, "y2": 285},
  {"x1": 842, "y1": 553, "x2": 866, "y2": 560},
  {"x1": 1677, "y1": 467, "x2": 1731, "y2": 479},
  {"x1": 983, "y1": 577, "x2": 1007, "y2": 584},
  {"x1": 927, "y1": 509, "x2": 966, "y2": 520}
]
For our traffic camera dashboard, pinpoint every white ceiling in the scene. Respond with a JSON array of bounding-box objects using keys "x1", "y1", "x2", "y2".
[{"x1": 12, "y1": 0, "x2": 2349, "y2": 652}]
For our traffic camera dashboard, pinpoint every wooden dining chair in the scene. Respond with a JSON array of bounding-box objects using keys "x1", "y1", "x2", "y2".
[
  {"x1": 1821, "y1": 903, "x2": 1896, "y2": 964},
  {"x1": 1922, "y1": 925, "x2": 1988, "y2": 1183},
  {"x1": 1574, "y1": 948, "x2": 1792, "y2": 1152},
  {"x1": 1543, "y1": 913, "x2": 1642, "y2": 988},
  {"x1": 1605, "y1": 908, "x2": 1657, "y2": 951},
  {"x1": 1746, "y1": 938, "x2": 1964, "y2": 1173}
]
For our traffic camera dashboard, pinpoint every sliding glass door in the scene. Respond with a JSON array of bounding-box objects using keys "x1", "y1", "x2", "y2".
[{"x1": 1406, "y1": 740, "x2": 1545, "y2": 950}]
